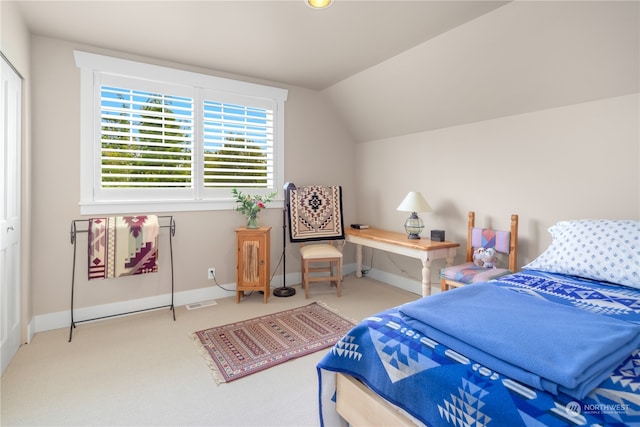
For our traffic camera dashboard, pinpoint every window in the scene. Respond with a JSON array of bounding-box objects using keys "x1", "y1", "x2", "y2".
[{"x1": 75, "y1": 51, "x2": 287, "y2": 214}]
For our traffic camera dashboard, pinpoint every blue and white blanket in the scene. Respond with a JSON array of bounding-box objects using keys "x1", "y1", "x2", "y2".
[
  {"x1": 400, "y1": 283, "x2": 640, "y2": 400},
  {"x1": 317, "y1": 270, "x2": 640, "y2": 427}
]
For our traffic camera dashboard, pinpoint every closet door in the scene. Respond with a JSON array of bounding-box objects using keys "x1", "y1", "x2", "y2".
[{"x1": 1, "y1": 55, "x2": 22, "y2": 375}]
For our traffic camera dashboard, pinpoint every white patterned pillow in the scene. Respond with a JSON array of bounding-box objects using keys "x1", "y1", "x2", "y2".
[{"x1": 524, "y1": 219, "x2": 640, "y2": 288}]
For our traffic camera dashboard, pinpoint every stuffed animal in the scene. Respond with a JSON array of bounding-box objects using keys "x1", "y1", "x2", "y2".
[{"x1": 473, "y1": 247, "x2": 498, "y2": 268}]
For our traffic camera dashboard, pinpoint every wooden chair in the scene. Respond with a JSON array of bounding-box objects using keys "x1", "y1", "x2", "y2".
[
  {"x1": 440, "y1": 212, "x2": 518, "y2": 291},
  {"x1": 300, "y1": 241, "x2": 343, "y2": 298},
  {"x1": 287, "y1": 184, "x2": 345, "y2": 299}
]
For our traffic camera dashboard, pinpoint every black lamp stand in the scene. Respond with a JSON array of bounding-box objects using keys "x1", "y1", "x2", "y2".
[{"x1": 273, "y1": 182, "x2": 296, "y2": 297}]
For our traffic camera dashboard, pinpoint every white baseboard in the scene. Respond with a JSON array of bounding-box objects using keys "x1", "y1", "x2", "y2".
[
  {"x1": 32, "y1": 282, "x2": 241, "y2": 334},
  {"x1": 30, "y1": 263, "x2": 430, "y2": 334},
  {"x1": 31, "y1": 268, "x2": 348, "y2": 334}
]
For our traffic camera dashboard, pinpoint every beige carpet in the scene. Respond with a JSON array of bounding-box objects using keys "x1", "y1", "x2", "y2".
[{"x1": 0, "y1": 275, "x2": 418, "y2": 427}]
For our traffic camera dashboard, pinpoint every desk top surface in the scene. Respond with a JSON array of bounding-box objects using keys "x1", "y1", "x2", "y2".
[{"x1": 345, "y1": 227, "x2": 459, "y2": 251}]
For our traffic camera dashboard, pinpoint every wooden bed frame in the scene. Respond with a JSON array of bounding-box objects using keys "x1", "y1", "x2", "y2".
[{"x1": 336, "y1": 373, "x2": 420, "y2": 427}]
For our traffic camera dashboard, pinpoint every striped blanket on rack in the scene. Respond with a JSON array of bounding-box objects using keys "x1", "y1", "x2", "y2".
[{"x1": 88, "y1": 215, "x2": 159, "y2": 280}]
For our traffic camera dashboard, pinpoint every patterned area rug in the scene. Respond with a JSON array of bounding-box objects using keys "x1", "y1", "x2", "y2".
[
  {"x1": 192, "y1": 302, "x2": 355, "y2": 384},
  {"x1": 288, "y1": 185, "x2": 344, "y2": 242}
]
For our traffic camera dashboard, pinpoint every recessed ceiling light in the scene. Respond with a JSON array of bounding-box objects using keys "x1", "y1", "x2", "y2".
[{"x1": 306, "y1": 0, "x2": 334, "y2": 10}]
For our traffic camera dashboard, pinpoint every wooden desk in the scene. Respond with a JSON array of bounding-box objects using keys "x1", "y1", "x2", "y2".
[{"x1": 345, "y1": 227, "x2": 459, "y2": 296}]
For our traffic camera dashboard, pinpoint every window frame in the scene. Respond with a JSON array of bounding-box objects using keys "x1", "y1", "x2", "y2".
[{"x1": 75, "y1": 50, "x2": 287, "y2": 215}]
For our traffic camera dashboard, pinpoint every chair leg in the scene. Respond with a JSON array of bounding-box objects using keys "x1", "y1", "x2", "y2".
[
  {"x1": 336, "y1": 260, "x2": 342, "y2": 297},
  {"x1": 302, "y1": 259, "x2": 310, "y2": 299},
  {"x1": 440, "y1": 278, "x2": 448, "y2": 292},
  {"x1": 330, "y1": 261, "x2": 337, "y2": 288},
  {"x1": 301, "y1": 257, "x2": 343, "y2": 298}
]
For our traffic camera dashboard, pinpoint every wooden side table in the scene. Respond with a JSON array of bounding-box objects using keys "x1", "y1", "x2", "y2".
[{"x1": 235, "y1": 227, "x2": 271, "y2": 303}]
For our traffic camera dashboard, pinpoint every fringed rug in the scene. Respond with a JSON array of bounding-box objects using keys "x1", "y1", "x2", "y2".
[{"x1": 192, "y1": 302, "x2": 355, "y2": 384}]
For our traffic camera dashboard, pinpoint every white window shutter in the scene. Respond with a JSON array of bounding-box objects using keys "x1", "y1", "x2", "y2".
[{"x1": 75, "y1": 50, "x2": 288, "y2": 214}]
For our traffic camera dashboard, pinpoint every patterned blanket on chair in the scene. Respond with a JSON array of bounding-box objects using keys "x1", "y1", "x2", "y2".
[
  {"x1": 88, "y1": 215, "x2": 159, "y2": 280},
  {"x1": 289, "y1": 186, "x2": 344, "y2": 242}
]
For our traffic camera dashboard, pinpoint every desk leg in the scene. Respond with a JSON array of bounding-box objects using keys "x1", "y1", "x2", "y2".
[
  {"x1": 355, "y1": 244, "x2": 363, "y2": 278},
  {"x1": 446, "y1": 248, "x2": 456, "y2": 266},
  {"x1": 421, "y1": 259, "x2": 432, "y2": 297}
]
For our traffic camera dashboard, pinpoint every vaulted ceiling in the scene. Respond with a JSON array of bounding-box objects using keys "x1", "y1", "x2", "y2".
[
  {"x1": 16, "y1": 0, "x2": 508, "y2": 90},
  {"x1": 13, "y1": 1, "x2": 640, "y2": 142}
]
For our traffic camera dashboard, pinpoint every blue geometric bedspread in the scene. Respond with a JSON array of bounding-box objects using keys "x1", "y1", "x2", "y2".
[{"x1": 317, "y1": 270, "x2": 640, "y2": 427}]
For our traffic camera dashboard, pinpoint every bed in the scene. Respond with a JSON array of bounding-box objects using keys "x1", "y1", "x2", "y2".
[{"x1": 317, "y1": 219, "x2": 640, "y2": 427}]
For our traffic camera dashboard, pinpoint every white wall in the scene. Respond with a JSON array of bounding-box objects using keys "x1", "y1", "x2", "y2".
[
  {"x1": 28, "y1": 36, "x2": 357, "y2": 330},
  {"x1": 16, "y1": 0, "x2": 640, "y2": 331},
  {"x1": 319, "y1": 0, "x2": 640, "y2": 291},
  {"x1": 354, "y1": 94, "x2": 639, "y2": 286}
]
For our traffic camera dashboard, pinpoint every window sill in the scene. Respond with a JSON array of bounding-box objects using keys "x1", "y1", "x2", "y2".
[{"x1": 79, "y1": 199, "x2": 284, "y2": 216}]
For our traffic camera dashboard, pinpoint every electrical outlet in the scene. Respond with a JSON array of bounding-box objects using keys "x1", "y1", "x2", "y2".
[{"x1": 207, "y1": 267, "x2": 216, "y2": 280}]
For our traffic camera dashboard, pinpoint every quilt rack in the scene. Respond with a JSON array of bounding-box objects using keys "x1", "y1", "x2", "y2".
[{"x1": 68, "y1": 215, "x2": 176, "y2": 342}]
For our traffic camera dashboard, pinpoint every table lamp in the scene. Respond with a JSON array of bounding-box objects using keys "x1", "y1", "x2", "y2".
[{"x1": 397, "y1": 191, "x2": 432, "y2": 239}]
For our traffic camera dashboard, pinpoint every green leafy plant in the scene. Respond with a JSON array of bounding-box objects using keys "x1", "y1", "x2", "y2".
[{"x1": 231, "y1": 188, "x2": 277, "y2": 219}]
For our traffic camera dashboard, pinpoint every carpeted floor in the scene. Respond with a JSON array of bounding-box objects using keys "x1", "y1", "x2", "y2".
[{"x1": 0, "y1": 275, "x2": 418, "y2": 426}]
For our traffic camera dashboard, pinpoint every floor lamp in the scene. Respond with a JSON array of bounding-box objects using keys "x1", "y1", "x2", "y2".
[{"x1": 273, "y1": 182, "x2": 297, "y2": 297}]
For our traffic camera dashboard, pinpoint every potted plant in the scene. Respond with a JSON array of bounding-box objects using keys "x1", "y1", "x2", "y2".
[{"x1": 231, "y1": 188, "x2": 277, "y2": 228}]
